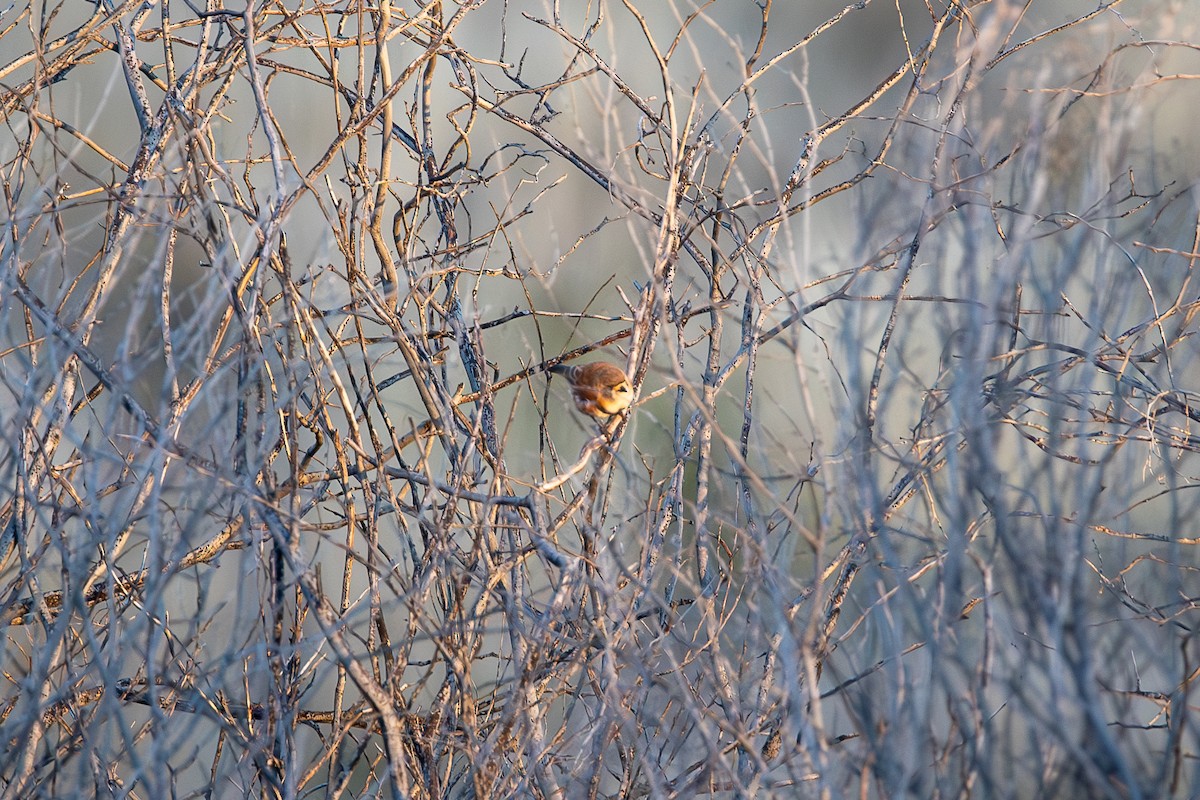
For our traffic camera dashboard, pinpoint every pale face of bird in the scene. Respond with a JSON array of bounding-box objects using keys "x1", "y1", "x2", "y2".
[{"x1": 549, "y1": 361, "x2": 633, "y2": 419}]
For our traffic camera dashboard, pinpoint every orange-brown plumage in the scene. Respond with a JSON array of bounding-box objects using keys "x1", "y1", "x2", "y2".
[{"x1": 549, "y1": 361, "x2": 633, "y2": 419}]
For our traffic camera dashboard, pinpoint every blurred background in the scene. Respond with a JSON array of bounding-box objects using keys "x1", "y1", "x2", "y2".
[{"x1": 2, "y1": 0, "x2": 1199, "y2": 797}]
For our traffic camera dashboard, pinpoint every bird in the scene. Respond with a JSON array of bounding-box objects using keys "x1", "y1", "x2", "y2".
[{"x1": 548, "y1": 361, "x2": 634, "y2": 419}]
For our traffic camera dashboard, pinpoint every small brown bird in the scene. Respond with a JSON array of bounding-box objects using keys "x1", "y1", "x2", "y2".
[{"x1": 549, "y1": 361, "x2": 634, "y2": 419}]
